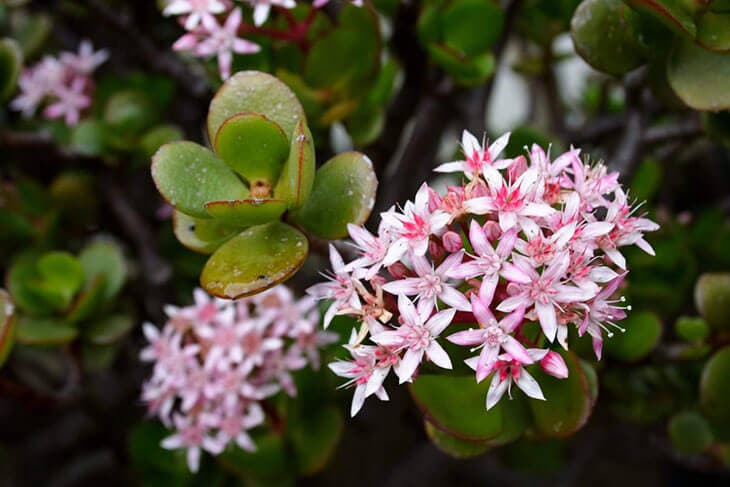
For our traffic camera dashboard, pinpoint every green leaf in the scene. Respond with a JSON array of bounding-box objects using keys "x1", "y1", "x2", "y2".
[
  {"x1": 151, "y1": 141, "x2": 249, "y2": 218},
  {"x1": 529, "y1": 350, "x2": 593, "y2": 438},
  {"x1": 13, "y1": 13, "x2": 52, "y2": 59},
  {"x1": 65, "y1": 275, "x2": 108, "y2": 325},
  {"x1": 83, "y1": 314, "x2": 134, "y2": 345},
  {"x1": 674, "y1": 316, "x2": 710, "y2": 342},
  {"x1": 0, "y1": 290, "x2": 17, "y2": 368},
  {"x1": 140, "y1": 124, "x2": 184, "y2": 159},
  {"x1": 78, "y1": 240, "x2": 127, "y2": 303},
  {"x1": 442, "y1": 0, "x2": 504, "y2": 56},
  {"x1": 694, "y1": 273, "x2": 730, "y2": 331},
  {"x1": 696, "y1": 11, "x2": 730, "y2": 51},
  {"x1": 172, "y1": 210, "x2": 239, "y2": 254},
  {"x1": 7, "y1": 253, "x2": 56, "y2": 315},
  {"x1": 16, "y1": 316, "x2": 78, "y2": 346},
  {"x1": 274, "y1": 119, "x2": 316, "y2": 209},
  {"x1": 571, "y1": 0, "x2": 645, "y2": 76},
  {"x1": 0, "y1": 38, "x2": 22, "y2": 101},
  {"x1": 37, "y1": 251, "x2": 84, "y2": 300},
  {"x1": 424, "y1": 421, "x2": 491, "y2": 458},
  {"x1": 410, "y1": 374, "x2": 504, "y2": 441},
  {"x1": 700, "y1": 346, "x2": 730, "y2": 427},
  {"x1": 207, "y1": 71, "x2": 305, "y2": 144},
  {"x1": 427, "y1": 44, "x2": 496, "y2": 85},
  {"x1": 605, "y1": 311, "x2": 662, "y2": 362},
  {"x1": 201, "y1": 222, "x2": 308, "y2": 299},
  {"x1": 667, "y1": 39, "x2": 730, "y2": 111},
  {"x1": 289, "y1": 405, "x2": 343, "y2": 475},
  {"x1": 623, "y1": 0, "x2": 697, "y2": 38},
  {"x1": 213, "y1": 113, "x2": 290, "y2": 185},
  {"x1": 104, "y1": 90, "x2": 157, "y2": 135},
  {"x1": 205, "y1": 199, "x2": 288, "y2": 227},
  {"x1": 69, "y1": 119, "x2": 106, "y2": 156},
  {"x1": 668, "y1": 411, "x2": 714, "y2": 454},
  {"x1": 289, "y1": 152, "x2": 377, "y2": 239}
]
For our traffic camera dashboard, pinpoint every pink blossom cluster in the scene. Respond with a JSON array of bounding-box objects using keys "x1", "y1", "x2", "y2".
[
  {"x1": 309, "y1": 130, "x2": 658, "y2": 416},
  {"x1": 163, "y1": 0, "x2": 361, "y2": 80},
  {"x1": 10, "y1": 40, "x2": 108, "y2": 125},
  {"x1": 140, "y1": 286, "x2": 337, "y2": 472}
]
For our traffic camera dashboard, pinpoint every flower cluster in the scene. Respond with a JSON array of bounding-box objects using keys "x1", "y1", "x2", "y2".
[
  {"x1": 310, "y1": 130, "x2": 658, "y2": 416},
  {"x1": 140, "y1": 286, "x2": 337, "y2": 472},
  {"x1": 163, "y1": 0, "x2": 361, "y2": 80},
  {"x1": 10, "y1": 40, "x2": 108, "y2": 125}
]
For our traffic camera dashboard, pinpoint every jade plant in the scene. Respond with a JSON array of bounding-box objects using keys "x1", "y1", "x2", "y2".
[
  {"x1": 151, "y1": 70, "x2": 377, "y2": 299},
  {"x1": 417, "y1": 0, "x2": 504, "y2": 85},
  {"x1": 4, "y1": 240, "x2": 131, "y2": 370},
  {"x1": 571, "y1": 0, "x2": 730, "y2": 110}
]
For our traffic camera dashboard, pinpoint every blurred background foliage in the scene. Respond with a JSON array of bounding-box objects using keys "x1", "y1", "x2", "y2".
[{"x1": 0, "y1": 0, "x2": 730, "y2": 485}]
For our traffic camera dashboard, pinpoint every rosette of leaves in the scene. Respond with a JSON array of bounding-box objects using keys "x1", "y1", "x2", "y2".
[
  {"x1": 408, "y1": 349, "x2": 597, "y2": 458},
  {"x1": 69, "y1": 74, "x2": 184, "y2": 160},
  {"x1": 4, "y1": 240, "x2": 131, "y2": 370},
  {"x1": 151, "y1": 71, "x2": 378, "y2": 299},
  {"x1": 417, "y1": 0, "x2": 504, "y2": 85},
  {"x1": 571, "y1": 0, "x2": 730, "y2": 110}
]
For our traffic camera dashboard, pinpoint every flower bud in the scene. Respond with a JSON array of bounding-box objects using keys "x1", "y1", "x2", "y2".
[
  {"x1": 387, "y1": 262, "x2": 409, "y2": 280},
  {"x1": 540, "y1": 350, "x2": 569, "y2": 379},
  {"x1": 482, "y1": 221, "x2": 501, "y2": 241},
  {"x1": 442, "y1": 231, "x2": 463, "y2": 252},
  {"x1": 429, "y1": 239, "x2": 445, "y2": 260}
]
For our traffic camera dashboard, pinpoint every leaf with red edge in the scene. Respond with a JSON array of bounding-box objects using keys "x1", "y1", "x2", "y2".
[
  {"x1": 274, "y1": 119, "x2": 316, "y2": 209},
  {"x1": 205, "y1": 199, "x2": 288, "y2": 227},
  {"x1": 623, "y1": 0, "x2": 697, "y2": 38}
]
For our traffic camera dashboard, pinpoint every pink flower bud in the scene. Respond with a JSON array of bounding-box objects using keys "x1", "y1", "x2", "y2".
[
  {"x1": 427, "y1": 186, "x2": 442, "y2": 213},
  {"x1": 540, "y1": 350, "x2": 569, "y2": 379},
  {"x1": 482, "y1": 221, "x2": 501, "y2": 240},
  {"x1": 429, "y1": 239, "x2": 445, "y2": 260},
  {"x1": 387, "y1": 262, "x2": 409, "y2": 280},
  {"x1": 507, "y1": 155, "x2": 527, "y2": 181},
  {"x1": 442, "y1": 231, "x2": 463, "y2": 252}
]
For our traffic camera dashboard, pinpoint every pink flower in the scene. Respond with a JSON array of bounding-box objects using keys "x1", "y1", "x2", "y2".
[
  {"x1": 164, "y1": 0, "x2": 227, "y2": 29},
  {"x1": 447, "y1": 289, "x2": 530, "y2": 382},
  {"x1": 448, "y1": 221, "x2": 517, "y2": 300},
  {"x1": 184, "y1": 8, "x2": 261, "y2": 80},
  {"x1": 307, "y1": 245, "x2": 361, "y2": 328},
  {"x1": 382, "y1": 250, "x2": 470, "y2": 315},
  {"x1": 465, "y1": 350, "x2": 546, "y2": 410},
  {"x1": 371, "y1": 294, "x2": 455, "y2": 383},
  {"x1": 499, "y1": 252, "x2": 595, "y2": 342},
  {"x1": 578, "y1": 273, "x2": 629, "y2": 359},
  {"x1": 212, "y1": 402, "x2": 264, "y2": 451},
  {"x1": 329, "y1": 331, "x2": 391, "y2": 416},
  {"x1": 345, "y1": 222, "x2": 392, "y2": 280},
  {"x1": 464, "y1": 166, "x2": 555, "y2": 234},
  {"x1": 540, "y1": 350, "x2": 569, "y2": 379},
  {"x1": 382, "y1": 183, "x2": 450, "y2": 264},
  {"x1": 43, "y1": 77, "x2": 90, "y2": 126},
  {"x1": 434, "y1": 130, "x2": 513, "y2": 180},
  {"x1": 60, "y1": 39, "x2": 108, "y2": 75},
  {"x1": 162, "y1": 414, "x2": 226, "y2": 472}
]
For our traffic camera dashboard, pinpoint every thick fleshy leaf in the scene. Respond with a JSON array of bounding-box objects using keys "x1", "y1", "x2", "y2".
[
  {"x1": 83, "y1": 314, "x2": 134, "y2": 345},
  {"x1": 668, "y1": 411, "x2": 714, "y2": 454},
  {"x1": 694, "y1": 273, "x2": 730, "y2": 330},
  {"x1": 0, "y1": 38, "x2": 22, "y2": 101},
  {"x1": 700, "y1": 346, "x2": 730, "y2": 430},
  {"x1": 65, "y1": 275, "x2": 107, "y2": 325},
  {"x1": 201, "y1": 222, "x2": 308, "y2": 299},
  {"x1": 205, "y1": 199, "x2": 288, "y2": 227},
  {"x1": 207, "y1": 71, "x2": 304, "y2": 144},
  {"x1": 274, "y1": 119, "x2": 316, "y2": 209},
  {"x1": 140, "y1": 124, "x2": 184, "y2": 159},
  {"x1": 0, "y1": 290, "x2": 16, "y2": 368},
  {"x1": 70, "y1": 120, "x2": 106, "y2": 156},
  {"x1": 289, "y1": 405, "x2": 343, "y2": 475},
  {"x1": 172, "y1": 210, "x2": 239, "y2": 254},
  {"x1": 8, "y1": 252, "x2": 84, "y2": 314},
  {"x1": 528, "y1": 350, "x2": 593, "y2": 438},
  {"x1": 424, "y1": 421, "x2": 491, "y2": 458},
  {"x1": 7, "y1": 253, "x2": 56, "y2": 315},
  {"x1": 78, "y1": 240, "x2": 127, "y2": 303},
  {"x1": 213, "y1": 113, "x2": 289, "y2": 185},
  {"x1": 442, "y1": 0, "x2": 504, "y2": 56},
  {"x1": 151, "y1": 141, "x2": 249, "y2": 218},
  {"x1": 16, "y1": 317, "x2": 78, "y2": 346},
  {"x1": 427, "y1": 44, "x2": 496, "y2": 85},
  {"x1": 104, "y1": 90, "x2": 157, "y2": 135},
  {"x1": 696, "y1": 11, "x2": 730, "y2": 51},
  {"x1": 667, "y1": 39, "x2": 730, "y2": 111},
  {"x1": 674, "y1": 316, "x2": 710, "y2": 342},
  {"x1": 37, "y1": 251, "x2": 85, "y2": 307},
  {"x1": 289, "y1": 152, "x2": 377, "y2": 239},
  {"x1": 571, "y1": 0, "x2": 644, "y2": 76},
  {"x1": 410, "y1": 374, "x2": 504, "y2": 441},
  {"x1": 605, "y1": 311, "x2": 662, "y2": 362},
  {"x1": 623, "y1": 0, "x2": 697, "y2": 38}
]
